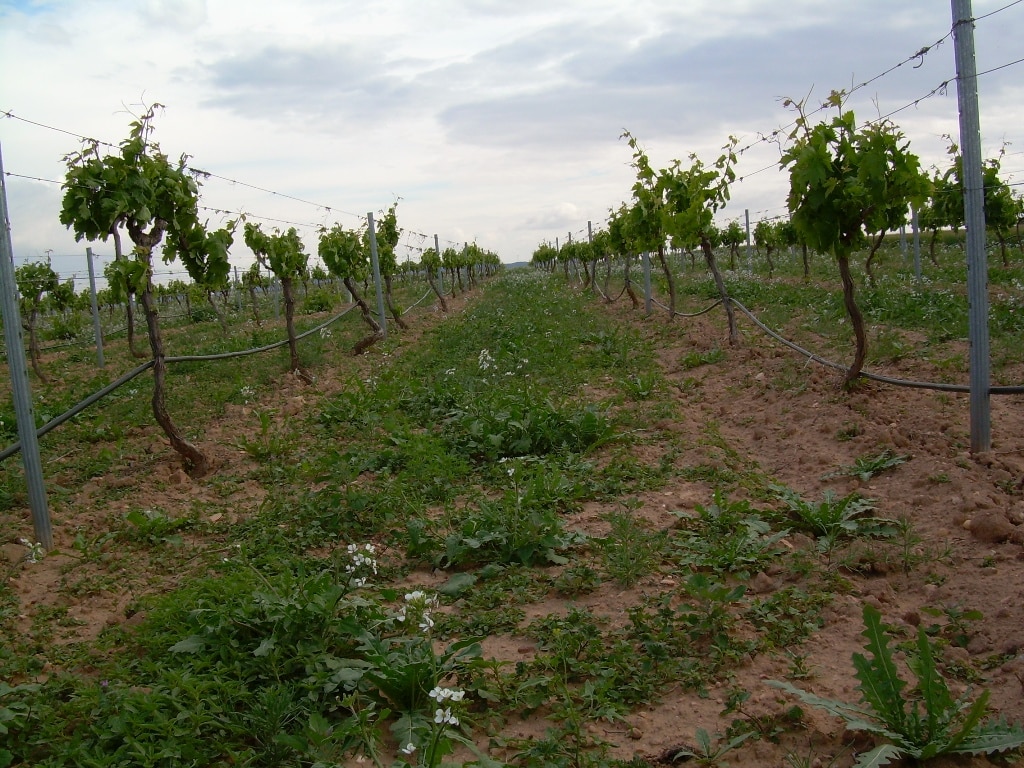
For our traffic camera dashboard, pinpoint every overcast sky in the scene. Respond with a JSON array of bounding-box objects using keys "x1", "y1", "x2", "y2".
[{"x1": 1, "y1": 0, "x2": 1022, "y2": 287}]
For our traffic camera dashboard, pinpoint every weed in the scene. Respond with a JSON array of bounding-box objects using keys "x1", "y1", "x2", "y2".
[
  {"x1": 597, "y1": 500, "x2": 665, "y2": 587},
  {"x1": 122, "y1": 507, "x2": 194, "y2": 546},
  {"x1": 438, "y1": 464, "x2": 585, "y2": 568},
  {"x1": 552, "y1": 563, "x2": 602, "y2": 596},
  {"x1": 770, "y1": 484, "x2": 896, "y2": 562},
  {"x1": 235, "y1": 409, "x2": 292, "y2": 461},
  {"x1": 836, "y1": 421, "x2": 862, "y2": 441},
  {"x1": 921, "y1": 604, "x2": 984, "y2": 649},
  {"x1": 782, "y1": 740, "x2": 851, "y2": 768},
  {"x1": 680, "y1": 348, "x2": 724, "y2": 370},
  {"x1": 744, "y1": 586, "x2": 828, "y2": 650},
  {"x1": 678, "y1": 463, "x2": 738, "y2": 486},
  {"x1": 825, "y1": 449, "x2": 909, "y2": 482},
  {"x1": 675, "y1": 376, "x2": 701, "y2": 393},
  {"x1": 671, "y1": 491, "x2": 787, "y2": 576},
  {"x1": 667, "y1": 727, "x2": 755, "y2": 766},
  {"x1": 514, "y1": 720, "x2": 612, "y2": 768},
  {"x1": 620, "y1": 370, "x2": 660, "y2": 400},
  {"x1": 770, "y1": 604, "x2": 1024, "y2": 766},
  {"x1": 891, "y1": 515, "x2": 926, "y2": 574},
  {"x1": 442, "y1": 391, "x2": 616, "y2": 462},
  {"x1": 785, "y1": 651, "x2": 813, "y2": 680},
  {"x1": 722, "y1": 687, "x2": 804, "y2": 742}
]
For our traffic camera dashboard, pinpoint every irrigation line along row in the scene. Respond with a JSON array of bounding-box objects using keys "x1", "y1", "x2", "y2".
[
  {"x1": 0, "y1": 303, "x2": 359, "y2": 463},
  {"x1": 0, "y1": 314, "x2": 191, "y2": 355},
  {"x1": 651, "y1": 296, "x2": 724, "y2": 319},
  {"x1": 404, "y1": 288, "x2": 435, "y2": 312},
  {"x1": 14, "y1": 284, "x2": 435, "y2": 355},
  {"x1": 597, "y1": 276, "x2": 1024, "y2": 395},
  {"x1": 729, "y1": 298, "x2": 1024, "y2": 394}
]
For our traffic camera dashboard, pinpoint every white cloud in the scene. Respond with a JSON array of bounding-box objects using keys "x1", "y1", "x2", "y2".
[
  {"x1": 0, "y1": 0, "x2": 1021, "y2": 274},
  {"x1": 142, "y1": 0, "x2": 207, "y2": 30}
]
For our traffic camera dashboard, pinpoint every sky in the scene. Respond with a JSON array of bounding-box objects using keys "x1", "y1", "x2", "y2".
[{"x1": 1, "y1": 0, "x2": 1022, "y2": 289}]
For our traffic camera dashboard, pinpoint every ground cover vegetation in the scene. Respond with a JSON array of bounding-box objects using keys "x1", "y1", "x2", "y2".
[
  {"x1": 3, "y1": 94, "x2": 1024, "y2": 767},
  {"x1": 3, "y1": 218, "x2": 1024, "y2": 768}
]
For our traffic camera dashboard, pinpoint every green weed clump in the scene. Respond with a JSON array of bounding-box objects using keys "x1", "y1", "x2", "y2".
[
  {"x1": 1, "y1": 548, "x2": 493, "y2": 767},
  {"x1": 770, "y1": 604, "x2": 1024, "y2": 766}
]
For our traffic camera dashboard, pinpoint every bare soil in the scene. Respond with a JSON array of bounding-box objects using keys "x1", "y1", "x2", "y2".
[{"x1": 4, "y1": 284, "x2": 1024, "y2": 767}]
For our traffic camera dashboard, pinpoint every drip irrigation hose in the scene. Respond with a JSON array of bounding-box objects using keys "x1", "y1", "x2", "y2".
[
  {"x1": 402, "y1": 288, "x2": 435, "y2": 314},
  {"x1": 651, "y1": 296, "x2": 724, "y2": 318},
  {"x1": 0, "y1": 303, "x2": 359, "y2": 461},
  {"x1": 0, "y1": 361, "x2": 154, "y2": 462},
  {"x1": 731, "y1": 299, "x2": 1024, "y2": 394}
]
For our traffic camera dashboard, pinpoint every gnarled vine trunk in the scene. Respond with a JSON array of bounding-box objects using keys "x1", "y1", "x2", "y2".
[
  {"x1": 280, "y1": 276, "x2": 311, "y2": 382},
  {"x1": 656, "y1": 243, "x2": 676, "y2": 318},
  {"x1": 22, "y1": 307, "x2": 47, "y2": 382},
  {"x1": 624, "y1": 256, "x2": 639, "y2": 310},
  {"x1": 428, "y1": 271, "x2": 448, "y2": 313},
  {"x1": 247, "y1": 284, "x2": 263, "y2": 327},
  {"x1": 837, "y1": 250, "x2": 867, "y2": 387},
  {"x1": 864, "y1": 231, "x2": 887, "y2": 288},
  {"x1": 700, "y1": 235, "x2": 738, "y2": 345},
  {"x1": 112, "y1": 226, "x2": 146, "y2": 359},
  {"x1": 383, "y1": 275, "x2": 409, "y2": 330},
  {"x1": 139, "y1": 279, "x2": 210, "y2": 477},
  {"x1": 344, "y1": 276, "x2": 384, "y2": 355}
]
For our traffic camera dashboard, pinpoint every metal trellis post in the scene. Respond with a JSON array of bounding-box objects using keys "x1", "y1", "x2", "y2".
[
  {"x1": 911, "y1": 206, "x2": 923, "y2": 284},
  {"x1": 367, "y1": 212, "x2": 387, "y2": 340},
  {"x1": 744, "y1": 209, "x2": 752, "y2": 271},
  {"x1": 952, "y1": 0, "x2": 991, "y2": 453},
  {"x1": 435, "y1": 234, "x2": 443, "y2": 295},
  {"x1": 641, "y1": 250, "x2": 652, "y2": 316},
  {"x1": 0, "y1": 143, "x2": 52, "y2": 549},
  {"x1": 86, "y1": 247, "x2": 104, "y2": 369}
]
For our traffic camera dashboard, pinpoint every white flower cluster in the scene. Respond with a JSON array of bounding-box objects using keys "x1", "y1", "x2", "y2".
[
  {"x1": 434, "y1": 707, "x2": 459, "y2": 726},
  {"x1": 429, "y1": 687, "x2": 465, "y2": 726},
  {"x1": 429, "y1": 686, "x2": 465, "y2": 703},
  {"x1": 477, "y1": 348, "x2": 495, "y2": 371},
  {"x1": 345, "y1": 543, "x2": 378, "y2": 587},
  {"x1": 396, "y1": 590, "x2": 439, "y2": 631},
  {"x1": 18, "y1": 538, "x2": 44, "y2": 564}
]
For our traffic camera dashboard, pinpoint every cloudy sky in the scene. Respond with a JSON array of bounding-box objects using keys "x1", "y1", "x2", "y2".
[{"x1": 1, "y1": 0, "x2": 1022, "y2": 287}]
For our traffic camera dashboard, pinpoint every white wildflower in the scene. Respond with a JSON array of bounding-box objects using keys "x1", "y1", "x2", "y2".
[
  {"x1": 434, "y1": 707, "x2": 459, "y2": 726},
  {"x1": 19, "y1": 538, "x2": 44, "y2": 564},
  {"x1": 429, "y1": 687, "x2": 465, "y2": 703}
]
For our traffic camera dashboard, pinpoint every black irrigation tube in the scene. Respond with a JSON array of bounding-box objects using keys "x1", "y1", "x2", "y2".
[
  {"x1": 594, "y1": 283, "x2": 628, "y2": 303},
  {"x1": 0, "y1": 303, "x2": 359, "y2": 462},
  {"x1": 166, "y1": 304, "x2": 356, "y2": 363},
  {"x1": 611, "y1": 277, "x2": 1024, "y2": 394},
  {"x1": 651, "y1": 296, "x2": 724, "y2": 318},
  {"x1": 404, "y1": 287, "x2": 434, "y2": 312},
  {"x1": 0, "y1": 360, "x2": 155, "y2": 463},
  {"x1": 730, "y1": 299, "x2": 1024, "y2": 395}
]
